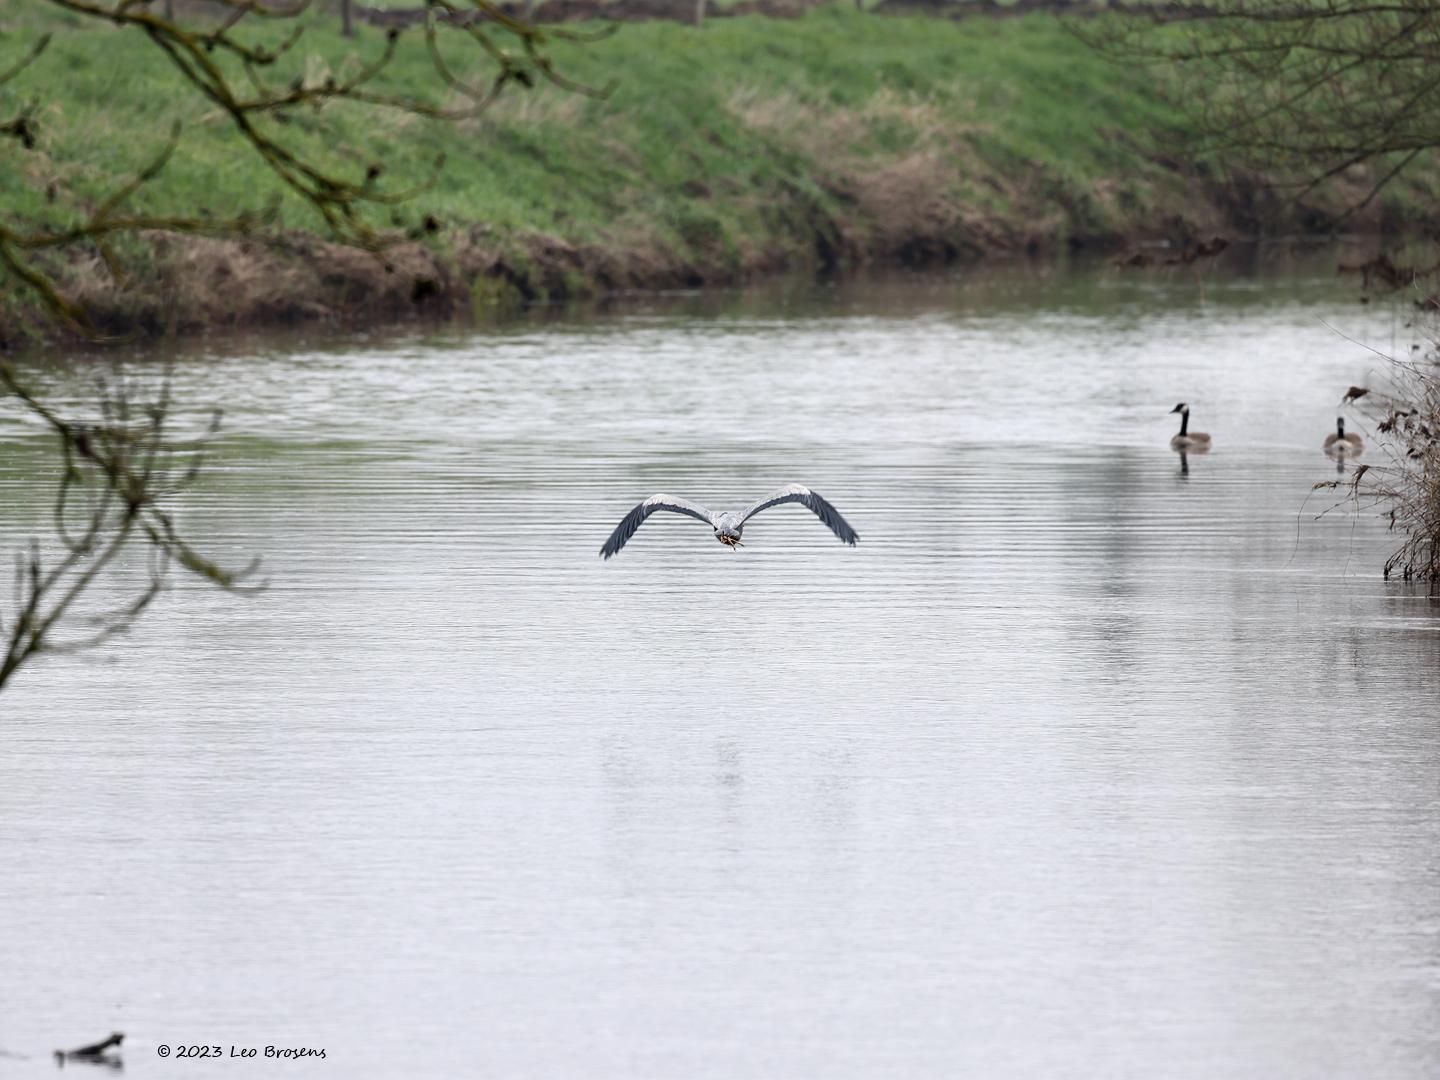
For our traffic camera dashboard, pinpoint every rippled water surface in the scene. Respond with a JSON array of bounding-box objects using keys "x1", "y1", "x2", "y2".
[{"x1": 2, "y1": 258, "x2": 1438, "y2": 1078}]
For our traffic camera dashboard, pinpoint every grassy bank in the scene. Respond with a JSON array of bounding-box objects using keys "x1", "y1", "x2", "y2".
[{"x1": 2, "y1": 2, "x2": 1437, "y2": 343}]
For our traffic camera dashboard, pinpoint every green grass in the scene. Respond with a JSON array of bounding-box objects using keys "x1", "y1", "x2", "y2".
[{"x1": 1, "y1": 0, "x2": 1435, "y2": 328}]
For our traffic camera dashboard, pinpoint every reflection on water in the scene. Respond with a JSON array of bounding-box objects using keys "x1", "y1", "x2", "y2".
[{"x1": 1, "y1": 257, "x2": 1438, "y2": 1079}]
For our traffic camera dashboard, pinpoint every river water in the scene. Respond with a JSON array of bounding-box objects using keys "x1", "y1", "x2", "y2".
[{"x1": 1, "y1": 255, "x2": 1438, "y2": 1078}]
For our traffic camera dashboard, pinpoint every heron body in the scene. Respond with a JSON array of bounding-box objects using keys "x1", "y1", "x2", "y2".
[
  {"x1": 600, "y1": 484, "x2": 858, "y2": 559},
  {"x1": 1324, "y1": 416, "x2": 1364, "y2": 453},
  {"x1": 710, "y1": 511, "x2": 746, "y2": 547},
  {"x1": 1169, "y1": 403, "x2": 1212, "y2": 450}
]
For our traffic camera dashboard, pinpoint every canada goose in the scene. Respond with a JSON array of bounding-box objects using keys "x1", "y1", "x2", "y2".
[
  {"x1": 1324, "y1": 417, "x2": 1364, "y2": 453},
  {"x1": 1169, "y1": 403, "x2": 1212, "y2": 450}
]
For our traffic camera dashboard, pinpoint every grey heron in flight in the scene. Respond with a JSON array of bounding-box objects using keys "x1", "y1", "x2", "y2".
[{"x1": 600, "y1": 484, "x2": 859, "y2": 559}]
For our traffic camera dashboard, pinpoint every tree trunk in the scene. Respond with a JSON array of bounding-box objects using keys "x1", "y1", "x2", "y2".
[
  {"x1": 523, "y1": 0, "x2": 537, "y2": 19},
  {"x1": 693, "y1": 0, "x2": 705, "y2": 26},
  {"x1": 341, "y1": 0, "x2": 354, "y2": 37},
  {"x1": 164, "y1": 0, "x2": 174, "y2": 18}
]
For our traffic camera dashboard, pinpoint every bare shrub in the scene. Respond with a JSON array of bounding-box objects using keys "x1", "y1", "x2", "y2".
[
  {"x1": 1316, "y1": 300, "x2": 1440, "y2": 589},
  {"x1": 0, "y1": 361, "x2": 256, "y2": 693}
]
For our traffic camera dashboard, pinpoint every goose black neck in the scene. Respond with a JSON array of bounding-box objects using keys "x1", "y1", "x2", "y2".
[
  {"x1": 1337, "y1": 417, "x2": 1346, "y2": 437},
  {"x1": 1179, "y1": 411, "x2": 1190, "y2": 436}
]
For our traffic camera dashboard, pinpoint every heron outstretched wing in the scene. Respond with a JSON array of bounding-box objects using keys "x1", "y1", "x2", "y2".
[
  {"x1": 739, "y1": 485, "x2": 859, "y2": 545},
  {"x1": 600, "y1": 494, "x2": 716, "y2": 559}
]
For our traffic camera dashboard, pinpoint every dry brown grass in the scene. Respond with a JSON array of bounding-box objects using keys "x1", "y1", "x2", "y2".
[
  {"x1": 727, "y1": 85, "x2": 972, "y2": 143},
  {"x1": 725, "y1": 85, "x2": 1012, "y2": 258},
  {"x1": 1370, "y1": 357, "x2": 1440, "y2": 585},
  {"x1": 1318, "y1": 337, "x2": 1440, "y2": 590},
  {"x1": 471, "y1": 85, "x2": 588, "y2": 131}
]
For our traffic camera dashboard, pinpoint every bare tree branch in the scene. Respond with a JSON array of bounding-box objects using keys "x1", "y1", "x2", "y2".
[
  {"x1": 1078, "y1": 0, "x2": 1440, "y2": 204},
  {"x1": 0, "y1": 360, "x2": 258, "y2": 692},
  {"x1": 0, "y1": 0, "x2": 612, "y2": 695}
]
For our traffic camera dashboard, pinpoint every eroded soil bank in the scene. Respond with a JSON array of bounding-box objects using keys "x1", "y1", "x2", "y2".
[{"x1": 15, "y1": 166, "x2": 1422, "y2": 348}]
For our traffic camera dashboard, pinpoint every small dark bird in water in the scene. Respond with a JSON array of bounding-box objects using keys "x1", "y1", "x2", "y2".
[
  {"x1": 54, "y1": 1032, "x2": 123, "y2": 1068},
  {"x1": 1112, "y1": 236, "x2": 1229, "y2": 269},
  {"x1": 600, "y1": 484, "x2": 858, "y2": 559},
  {"x1": 1324, "y1": 417, "x2": 1364, "y2": 453},
  {"x1": 1343, "y1": 385, "x2": 1370, "y2": 403},
  {"x1": 1169, "y1": 403, "x2": 1212, "y2": 450},
  {"x1": 1167, "y1": 235, "x2": 1229, "y2": 266}
]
